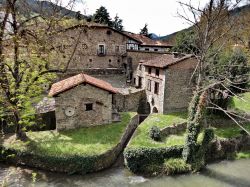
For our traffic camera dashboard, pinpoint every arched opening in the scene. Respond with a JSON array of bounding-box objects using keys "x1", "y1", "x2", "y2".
[{"x1": 153, "y1": 107, "x2": 158, "y2": 113}]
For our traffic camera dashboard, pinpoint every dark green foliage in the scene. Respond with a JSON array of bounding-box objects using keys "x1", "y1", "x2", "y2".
[
  {"x1": 171, "y1": 30, "x2": 199, "y2": 54},
  {"x1": 207, "y1": 49, "x2": 249, "y2": 94},
  {"x1": 112, "y1": 14, "x2": 123, "y2": 31},
  {"x1": 140, "y1": 24, "x2": 149, "y2": 36},
  {"x1": 0, "y1": 146, "x2": 109, "y2": 175},
  {"x1": 149, "y1": 126, "x2": 161, "y2": 141},
  {"x1": 183, "y1": 91, "x2": 204, "y2": 164},
  {"x1": 124, "y1": 146, "x2": 183, "y2": 173},
  {"x1": 93, "y1": 6, "x2": 112, "y2": 27}
]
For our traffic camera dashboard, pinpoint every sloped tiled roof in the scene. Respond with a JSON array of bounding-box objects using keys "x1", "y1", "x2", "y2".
[
  {"x1": 124, "y1": 32, "x2": 173, "y2": 47},
  {"x1": 49, "y1": 73, "x2": 117, "y2": 97},
  {"x1": 142, "y1": 53, "x2": 195, "y2": 69}
]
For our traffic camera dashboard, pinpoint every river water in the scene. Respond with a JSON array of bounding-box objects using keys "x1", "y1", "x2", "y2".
[{"x1": 0, "y1": 159, "x2": 250, "y2": 187}]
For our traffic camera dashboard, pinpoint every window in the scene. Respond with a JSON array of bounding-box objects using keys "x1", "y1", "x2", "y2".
[
  {"x1": 147, "y1": 80, "x2": 151, "y2": 91},
  {"x1": 139, "y1": 64, "x2": 142, "y2": 71},
  {"x1": 156, "y1": 69, "x2": 160, "y2": 77},
  {"x1": 98, "y1": 44, "x2": 105, "y2": 56},
  {"x1": 109, "y1": 59, "x2": 112, "y2": 63},
  {"x1": 138, "y1": 76, "x2": 142, "y2": 88},
  {"x1": 145, "y1": 48, "x2": 149, "y2": 51},
  {"x1": 89, "y1": 59, "x2": 92, "y2": 62},
  {"x1": 85, "y1": 103, "x2": 93, "y2": 111},
  {"x1": 154, "y1": 82, "x2": 159, "y2": 94},
  {"x1": 148, "y1": 67, "x2": 152, "y2": 74},
  {"x1": 154, "y1": 49, "x2": 158, "y2": 52},
  {"x1": 115, "y1": 46, "x2": 120, "y2": 53}
]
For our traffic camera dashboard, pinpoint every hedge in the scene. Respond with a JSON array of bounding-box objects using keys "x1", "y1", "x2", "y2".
[{"x1": 124, "y1": 146, "x2": 183, "y2": 174}]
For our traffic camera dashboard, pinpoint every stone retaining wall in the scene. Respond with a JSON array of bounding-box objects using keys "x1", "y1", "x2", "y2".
[
  {"x1": 160, "y1": 122, "x2": 187, "y2": 136},
  {"x1": 0, "y1": 115, "x2": 139, "y2": 174}
]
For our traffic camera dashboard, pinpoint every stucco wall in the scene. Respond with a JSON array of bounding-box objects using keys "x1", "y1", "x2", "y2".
[
  {"x1": 163, "y1": 58, "x2": 197, "y2": 113},
  {"x1": 55, "y1": 84, "x2": 113, "y2": 130}
]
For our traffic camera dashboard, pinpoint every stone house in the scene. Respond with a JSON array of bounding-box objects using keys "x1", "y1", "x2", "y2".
[
  {"x1": 49, "y1": 23, "x2": 172, "y2": 76},
  {"x1": 49, "y1": 73, "x2": 117, "y2": 130},
  {"x1": 135, "y1": 53, "x2": 197, "y2": 114},
  {"x1": 124, "y1": 32, "x2": 173, "y2": 52}
]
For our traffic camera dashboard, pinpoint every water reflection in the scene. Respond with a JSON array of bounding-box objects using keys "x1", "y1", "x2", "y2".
[{"x1": 1, "y1": 159, "x2": 250, "y2": 187}]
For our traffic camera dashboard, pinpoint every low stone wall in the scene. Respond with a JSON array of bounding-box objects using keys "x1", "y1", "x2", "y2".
[
  {"x1": 160, "y1": 122, "x2": 187, "y2": 136},
  {"x1": 0, "y1": 115, "x2": 139, "y2": 174},
  {"x1": 160, "y1": 117, "x2": 249, "y2": 137},
  {"x1": 124, "y1": 134, "x2": 250, "y2": 175}
]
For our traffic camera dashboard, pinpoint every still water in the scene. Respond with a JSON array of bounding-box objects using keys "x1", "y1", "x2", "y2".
[{"x1": 0, "y1": 159, "x2": 250, "y2": 187}]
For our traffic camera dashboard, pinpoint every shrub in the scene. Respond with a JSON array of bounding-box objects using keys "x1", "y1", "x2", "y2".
[
  {"x1": 149, "y1": 126, "x2": 161, "y2": 141},
  {"x1": 164, "y1": 158, "x2": 191, "y2": 175},
  {"x1": 124, "y1": 146, "x2": 183, "y2": 174}
]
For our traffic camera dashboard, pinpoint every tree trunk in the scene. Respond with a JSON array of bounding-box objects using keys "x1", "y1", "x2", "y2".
[
  {"x1": 182, "y1": 90, "x2": 207, "y2": 166},
  {"x1": 14, "y1": 111, "x2": 27, "y2": 141}
]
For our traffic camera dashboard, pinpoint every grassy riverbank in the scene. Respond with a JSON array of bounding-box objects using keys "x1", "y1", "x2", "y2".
[{"x1": 1, "y1": 112, "x2": 136, "y2": 157}]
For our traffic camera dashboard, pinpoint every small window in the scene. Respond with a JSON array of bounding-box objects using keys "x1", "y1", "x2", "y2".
[
  {"x1": 117, "y1": 59, "x2": 120, "y2": 63},
  {"x1": 139, "y1": 64, "x2": 142, "y2": 71},
  {"x1": 145, "y1": 48, "x2": 149, "y2": 51},
  {"x1": 98, "y1": 44, "x2": 105, "y2": 55},
  {"x1": 85, "y1": 103, "x2": 93, "y2": 111},
  {"x1": 107, "y1": 30, "x2": 112, "y2": 35},
  {"x1": 147, "y1": 80, "x2": 151, "y2": 91},
  {"x1": 154, "y1": 49, "x2": 158, "y2": 52},
  {"x1": 156, "y1": 69, "x2": 160, "y2": 77},
  {"x1": 109, "y1": 59, "x2": 112, "y2": 63},
  {"x1": 148, "y1": 67, "x2": 152, "y2": 74},
  {"x1": 89, "y1": 59, "x2": 92, "y2": 62},
  {"x1": 154, "y1": 82, "x2": 159, "y2": 94},
  {"x1": 115, "y1": 46, "x2": 120, "y2": 53}
]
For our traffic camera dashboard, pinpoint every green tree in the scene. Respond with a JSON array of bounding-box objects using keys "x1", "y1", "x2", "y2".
[
  {"x1": 0, "y1": 0, "x2": 81, "y2": 140},
  {"x1": 140, "y1": 23, "x2": 149, "y2": 36},
  {"x1": 93, "y1": 6, "x2": 112, "y2": 27},
  {"x1": 112, "y1": 14, "x2": 123, "y2": 31},
  {"x1": 172, "y1": 29, "x2": 199, "y2": 54},
  {"x1": 179, "y1": 0, "x2": 250, "y2": 170}
]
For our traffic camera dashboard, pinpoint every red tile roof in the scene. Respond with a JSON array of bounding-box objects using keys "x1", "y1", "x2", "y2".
[
  {"x1": 49, "y1": 73, "x2": 117, "y2": 97},
  {"x1": 142, "y1": 53, "x2": 195, "y2": 68},
  {"x1": 124, "y1": 32, "x2": 173, "y2": 47}
]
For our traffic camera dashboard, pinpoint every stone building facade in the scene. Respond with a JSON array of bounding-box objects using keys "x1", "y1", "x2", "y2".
[
  {"x1": 49, "y1": 73, "x2": 117, "y2": 130},
  {"x1": 49, "y1": 24, "x2": 172, "y2": 76},
  {"x1": 135, "y1": 54, "x2": 197, "y2": 114}
]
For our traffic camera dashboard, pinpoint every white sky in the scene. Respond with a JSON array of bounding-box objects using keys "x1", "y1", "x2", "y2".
[{"x1": 54, "y1": 0, "x2": 248, "y2": 36}]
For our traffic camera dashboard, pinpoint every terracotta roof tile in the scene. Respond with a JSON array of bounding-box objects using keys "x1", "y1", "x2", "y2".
[
  {"x1": 49, "y1": 73, "x2": 117, "y2": 97},
  {"x1": 142, "y1": 53, "x2": 195, "y2": 68}
]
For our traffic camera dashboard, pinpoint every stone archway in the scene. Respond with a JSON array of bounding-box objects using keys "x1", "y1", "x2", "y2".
[{"x1": 152, "y1": 107, "x2": 158, "y2": 113}]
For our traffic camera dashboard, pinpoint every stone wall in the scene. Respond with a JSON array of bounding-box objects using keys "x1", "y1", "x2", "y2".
[
  {"x1": 0, "y1": 115, "x2": 140, "y2": 175},
  {"x1": 127, "y1": 51, "x2": 168, "y2": 71},
  {"x1": 114, "y1": 90, "x2": 147, "y2": 112},
  {"x1": 50, "y1": 26, "x2": 129, "y2": 71},
  {"x1": 164, "y1": 58, "x2": 197, "y2": 113},
  {"x1": 55, "y1": 84, "x2": 113, "y2": 130}
]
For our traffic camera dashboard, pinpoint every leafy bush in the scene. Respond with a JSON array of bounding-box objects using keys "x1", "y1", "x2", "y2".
[
  {"x1": 124, "y1": 146, "x2": 183, "y2": 174},
  {"x1": 164, "y1": 158, "x2": 191, "y2": 175},
  {"x1": 149, "y1": 126, "x2": 161, "y2": 141}
]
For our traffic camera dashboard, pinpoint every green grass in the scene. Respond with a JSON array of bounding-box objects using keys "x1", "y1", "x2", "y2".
[
  {"x1": 128, "y1": 112, "x2": 188, "y2": 148},
  {"x1": 236, "y1": 151, "x2": 250, "y2": 159},
  {"x1": 214, "y1": 123, "x2": 250, "y2": 139},
  {"x1": 2, "y1": 112, "x2": 136, "y2": 157},
  {"x1": 228, "y1": 92, "x2": 250, "y2": 114}
]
